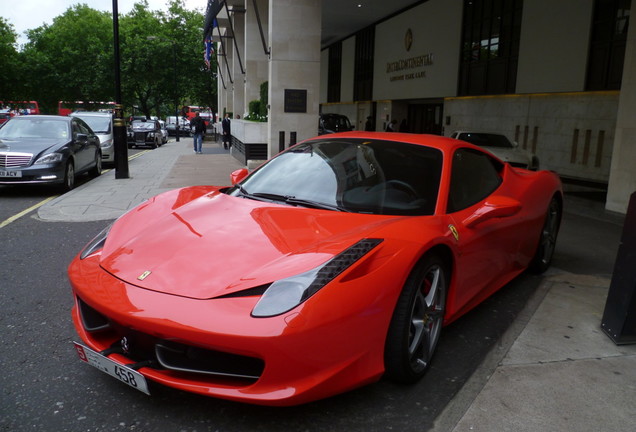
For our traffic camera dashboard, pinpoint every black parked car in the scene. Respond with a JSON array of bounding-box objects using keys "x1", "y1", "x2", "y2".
[
  {"x1": 0, "y1": 115, "x2": 101, "y2": 191},
  {"x1": 127, "y1": 119, "x2": 164, "y2": 148},
  {"x1": 319, "y1": 113, "x2": 353, "y2": 134}
]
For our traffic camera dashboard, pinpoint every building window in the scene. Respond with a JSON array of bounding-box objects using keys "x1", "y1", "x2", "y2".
[
  {"x1": 327, "y1": 42, "x2": 342, "y2": 103},
  {"x1": 354, "y1": 27, "x2": 375, "y2": 101},
  {"x1": 458, "y1": 0, "x2": 523, "y2": 95},
  {"x1": 586, "y1": 0, "x2": 631, "y2": 90}
]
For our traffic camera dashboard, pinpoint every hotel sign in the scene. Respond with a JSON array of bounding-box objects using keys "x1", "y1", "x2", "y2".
[{"x1": 386, "y1": 29, "x2": 434, "y2": 82}]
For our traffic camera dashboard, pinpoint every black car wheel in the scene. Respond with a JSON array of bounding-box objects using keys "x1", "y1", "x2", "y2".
[
  {"x1": 62, "y1": 161, "x2": 75, "y2": 192},
  {"x1": 385, "y1": 253, "x2": 447, "y2": 383},
  {"x1": 89, "y1": 151, "x2": 102, "y2": 178},
  {"x1": 529, "y1": 195, "x2": 561, "y2": 274}
]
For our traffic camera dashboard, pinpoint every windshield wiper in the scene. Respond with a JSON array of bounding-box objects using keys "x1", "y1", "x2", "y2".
[
  {"x1": 284, "y1": 197, "x2": 348, "y2": 212},
  {"x1": 238, "y1": 189, "x2": 347, "y2": 212}
]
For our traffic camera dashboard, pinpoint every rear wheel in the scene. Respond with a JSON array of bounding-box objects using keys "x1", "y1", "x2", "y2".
[
  {"x1": 385, "y1": 254, "x2": 447, "y2": 383},
  {"x1": 529, "y1": 196, "x2": 561, "y2": 273}
]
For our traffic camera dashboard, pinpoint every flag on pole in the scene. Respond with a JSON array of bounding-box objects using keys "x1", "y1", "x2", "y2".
[
  {"x1": 203, "y1": 0, "x2": 225, "y2": 39},
  {"x1": 204, "y1": 36, "x2": 214, "y2": 70}
]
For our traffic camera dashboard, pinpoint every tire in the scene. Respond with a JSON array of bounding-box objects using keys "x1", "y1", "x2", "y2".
[
  {"x1": 61, "y1": 161, "x2": 75, "y2": 192},
  {"x1": 529, "y1": 196, "x2": 561, "y2": 274},
  {"x1": 385, "y1": 253, "x2": 448, "y2": 383},
  {"x1": 151, "y1": 139, "x2": 158, "y2": 149},
  {"x1": 89, "y1": 151, "x2": 102, "y2": 178}
]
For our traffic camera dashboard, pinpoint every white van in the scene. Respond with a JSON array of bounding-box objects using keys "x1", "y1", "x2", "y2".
[{"x1": 70, "y1": 111, "x2": 115, "y2": 163}]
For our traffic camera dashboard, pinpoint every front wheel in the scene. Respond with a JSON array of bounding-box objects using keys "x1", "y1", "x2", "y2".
[
  {"x1": 384, "y1": 254, "x2": 448, "y2": 383},
  {"x1": 61, "y1": 161, "x2": 75, "y2": 192},
  {"x1": 89, "y1": 151, "x2": 102, "y2": 178}
]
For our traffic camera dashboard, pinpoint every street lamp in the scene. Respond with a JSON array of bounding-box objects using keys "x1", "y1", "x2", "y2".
[
  {"x1": 147, "y1": 36, "x2": 180, "y2": 142},
  {"x1": 112, "y1": 0, "x2": 129, "y2": 178}
]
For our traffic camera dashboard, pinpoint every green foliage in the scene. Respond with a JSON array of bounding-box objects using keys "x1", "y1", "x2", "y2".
[
  {"x1": 0, "y1": 17, "x2": 19, "y2": 99},
  {"x1": 244, "y1": 81, "x2": 268, "y2": 121},
  {"x1": 2, "y1": 0, "x2": 217, "y2": 116}
]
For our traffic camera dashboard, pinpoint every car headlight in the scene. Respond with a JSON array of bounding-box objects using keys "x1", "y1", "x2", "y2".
[
  {"x1": 80, "y1": 223, "x2": 113, "y2": 259},
  {"x1": 252, "y1": 238, "x2": 383, "y2": 317},
  {"x1": 34, "y1": 152, "x2": 64, "y2": 164},
  {"x1": 100, "y1": 139, "x2": 113, "y2": 149}
]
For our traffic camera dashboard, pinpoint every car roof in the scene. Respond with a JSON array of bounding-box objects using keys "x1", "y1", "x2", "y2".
[
  {"x1": 70, "y1": 111, "x2": 112, "y2": 117},
  {"x1": 11, "y1": 115, "x2": 71, "y2": 122}
]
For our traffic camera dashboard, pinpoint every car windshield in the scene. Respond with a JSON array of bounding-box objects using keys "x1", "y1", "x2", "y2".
[
  {"x1": 458, "y1": 133, "x2": 513, "y2": 148},
  {"x1": 76, "y1": 116, "x2": 111, "y2": 134},
  {"x1": 0, "y1": 118, "x2": 69, "y2": 140},
  {"x1": 132, "y1": 121, "x2": 155, "y2": 130},
  {"x1": 229, "y1": 138, "x2": 443, "y2": 216}
]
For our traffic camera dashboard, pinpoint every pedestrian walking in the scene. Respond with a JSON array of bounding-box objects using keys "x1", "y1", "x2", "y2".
[
  {"x1": 190, "y1": 112, "x2": 206, "y2": 154},
  {"x1": 222, "y1": 113, "x2": 231, "y2": 149}
]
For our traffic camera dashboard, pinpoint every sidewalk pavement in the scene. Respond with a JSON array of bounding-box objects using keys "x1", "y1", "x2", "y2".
[
  {"x1": 38, "y1": 138, "x2": 244, "y2": 222},
  {"x1": 38, "y1": 138, "x2": 636, "y2": 430}
]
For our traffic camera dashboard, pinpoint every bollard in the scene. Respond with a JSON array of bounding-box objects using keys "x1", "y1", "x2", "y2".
[{"x1": 601, "y1": 191, "x2": 636, "y2": 344}]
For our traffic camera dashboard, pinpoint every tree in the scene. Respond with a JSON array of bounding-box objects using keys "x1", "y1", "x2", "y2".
[
  {"x1": 4, "y1": 0, "x2": 216, "y2": 116},
  {"x1": 19, "y1": 5, "x2": 113, "y2": 113},
  {"x1": 0, "y1": 18, "x2": 20, "y2": 100}
]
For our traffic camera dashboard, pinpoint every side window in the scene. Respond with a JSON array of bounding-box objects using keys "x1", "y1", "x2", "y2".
[
  {"x1": 447, "y1": 148, "x2": 503, "y2": 213},
  {"x1": 76, "y1": 120, "x2": 91, "y2": 135},
  {"x1": 72, "y1": 120, "x2": 83, "y2": 138}
]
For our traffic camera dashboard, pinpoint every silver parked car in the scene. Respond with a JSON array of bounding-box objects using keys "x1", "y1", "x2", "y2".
[
  {"x1": 450, "y1": 131, "x2": 539, "y2": 170},
  {"x1": 70, "y1": 111, "x2": 115, "y2": 163}
]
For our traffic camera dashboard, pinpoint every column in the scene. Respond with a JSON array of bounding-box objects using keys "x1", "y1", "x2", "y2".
[
  {"x1": 245, "y1": 0, "x2": 269, "y2": 111},
  {"x1": 607, "y1": 16, "x2": 636, "y2": 214},
  {"x1": 267, "y1": 0, "x2": 321, "y2": 158}
]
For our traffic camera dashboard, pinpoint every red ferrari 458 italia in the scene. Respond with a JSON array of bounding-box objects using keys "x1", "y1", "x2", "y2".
[{"x1": 69, "y1": 132, "x2": 562, "y2": 406}]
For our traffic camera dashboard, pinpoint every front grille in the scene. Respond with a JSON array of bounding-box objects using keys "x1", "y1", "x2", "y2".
[
  {"x1": 0, "y1": 152, "x2": 33, "y2": 168},
  {"x1": 77, "y1": 297, "x2": 264, "y2": 381},
  {"x1": 134, "y1": 132, "x2": 147, "y2": 141}
]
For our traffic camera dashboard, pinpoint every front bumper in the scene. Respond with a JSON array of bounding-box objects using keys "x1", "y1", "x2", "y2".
[
  {"x1": 0, "y1": 162, "x2": 66, "y2": 185},
  {"x1": 68, "y1": 255, "x2": 390, "y2": 406}
]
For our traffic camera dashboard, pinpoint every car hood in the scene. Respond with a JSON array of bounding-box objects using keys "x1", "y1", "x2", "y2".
[
  {"x1": 99, "y1": 188, "x2": 399, "y2": 300},
  {"x1": 0, "y1": 138, "x2": 65, "y2": 155}
]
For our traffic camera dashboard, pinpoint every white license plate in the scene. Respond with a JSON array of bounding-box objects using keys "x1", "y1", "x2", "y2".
[
  {"x1": 74, "y1": 342, "x2": 150, "y2": 395},
  {"x1": 0, "y1": 170, "x2": 22, "y2": 178}
]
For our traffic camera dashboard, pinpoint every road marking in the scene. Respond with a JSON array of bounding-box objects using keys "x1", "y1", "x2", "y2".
[
  {"x1": 0, "y1": 196, "x2": 57, "y2": 229},
  {"x1": 0, "y1": 151, "x2": 150, "y2": 229}
]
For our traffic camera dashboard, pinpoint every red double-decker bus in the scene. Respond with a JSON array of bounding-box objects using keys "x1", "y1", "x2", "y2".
[
  {"x1": 181, "y1": 106, "x2": 215, "y2": 128},
  {"x1": 0, "y1": 100, "x2": 40, "y2": 115},
  {"x1": 58, "y1": 101, "x2": 115, "y2": 116}
]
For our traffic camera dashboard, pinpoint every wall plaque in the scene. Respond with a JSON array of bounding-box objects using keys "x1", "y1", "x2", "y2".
[{"x1": 284, "y1": 89, "x2": 307, "y2": 113}]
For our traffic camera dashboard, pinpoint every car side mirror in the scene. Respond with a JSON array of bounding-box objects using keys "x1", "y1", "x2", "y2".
[
  {"x1": 75, "y1": 133, "x2": 88, "y2": 143},
  {"x1": 463, "y1": 196, "x2": 521, "y2": 228},
  {"x1": 231, "y1": 168, "x2": 249, "y2": 185}
]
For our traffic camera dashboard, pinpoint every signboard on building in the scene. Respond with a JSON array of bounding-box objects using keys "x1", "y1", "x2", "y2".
[{"x1": 284, "y1": 89, "x2": 307, "y2": 113}]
